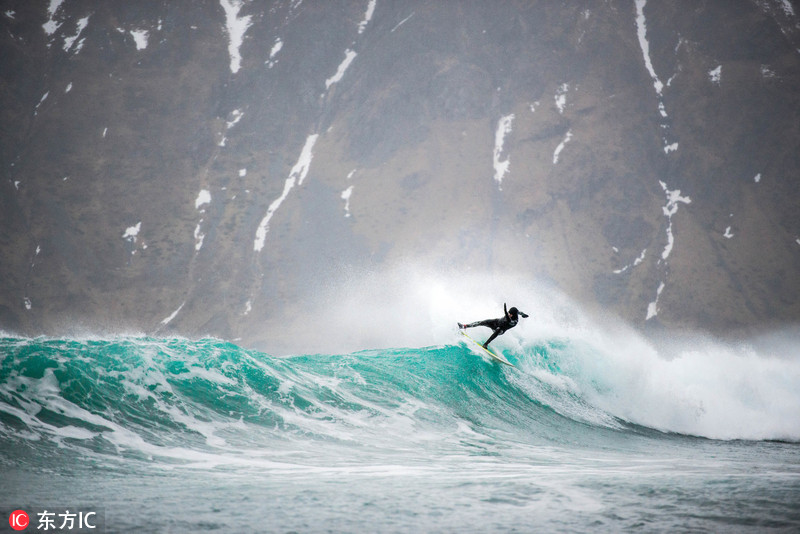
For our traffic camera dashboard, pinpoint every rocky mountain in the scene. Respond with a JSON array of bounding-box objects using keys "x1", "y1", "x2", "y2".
[{"x1": 1, "y1": 0, "x2": 799, "y2": 352}]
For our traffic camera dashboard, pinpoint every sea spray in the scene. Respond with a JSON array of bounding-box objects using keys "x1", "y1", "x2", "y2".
[{"x1": 2, "y1": 332, "x2": 799, "y2": 532}]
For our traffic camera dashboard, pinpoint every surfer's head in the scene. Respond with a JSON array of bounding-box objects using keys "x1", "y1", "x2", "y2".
[{"x1": 508, "y1": 307, "x2": 519, "y2": 318}]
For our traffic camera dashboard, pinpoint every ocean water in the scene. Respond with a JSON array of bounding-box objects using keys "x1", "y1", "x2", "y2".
[{"x1": 1, "y1": 328, "x2": 799, "y2": 533}]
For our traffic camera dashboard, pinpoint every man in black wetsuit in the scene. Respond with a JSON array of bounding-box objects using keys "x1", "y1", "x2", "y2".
[{"x1": 458, "y1": 303, "x2": 529, "y2": 349}]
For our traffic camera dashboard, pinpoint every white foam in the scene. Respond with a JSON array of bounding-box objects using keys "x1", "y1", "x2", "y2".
[
  {"x1": 549, "y1": 329, "x2": 800, "y2": 441},
  {"x1": 508, "y1": 365, "x2": 622, "y2": 430},
  {"x1": 296, "y1": 262, "x2": 800, "y2": 442},
  {"x1": 496, "y1": 296, "x2": 800, "y2": 442},
  {"x1": 304, "y1": 266, "x2": 563, "y2": 354}
]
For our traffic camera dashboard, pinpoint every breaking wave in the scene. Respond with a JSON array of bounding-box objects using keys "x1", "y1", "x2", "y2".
[{"x1": 1, "y1": 324, "x2": 798, "y2": 472}]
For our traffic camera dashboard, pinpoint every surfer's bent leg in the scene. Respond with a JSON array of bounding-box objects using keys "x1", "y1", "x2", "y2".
[{"x1": 483, "y1": 328, "x2": 504, "y2": 348}]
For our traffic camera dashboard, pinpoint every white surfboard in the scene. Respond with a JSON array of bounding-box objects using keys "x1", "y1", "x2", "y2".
[{"x1": 460, "y1": 331, "x2": 514, "y2": 367}]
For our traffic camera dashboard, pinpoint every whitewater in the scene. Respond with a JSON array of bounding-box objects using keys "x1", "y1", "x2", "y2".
[{"x1": 1, "y1": 272, "x2": 799, "y2": 532}]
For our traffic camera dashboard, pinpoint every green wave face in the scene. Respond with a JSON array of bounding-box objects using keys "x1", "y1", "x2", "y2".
[
  {"x1": 0, "y1": 336, "x2": 624, "y2": 466},
  {"x1": 1, "y1": 334, "x2": 798, "y2": 471}
]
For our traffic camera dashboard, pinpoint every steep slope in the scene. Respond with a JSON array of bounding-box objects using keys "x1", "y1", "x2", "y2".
[{"x1": 1, "y1": 0, "x2": 799, "y2": 351}]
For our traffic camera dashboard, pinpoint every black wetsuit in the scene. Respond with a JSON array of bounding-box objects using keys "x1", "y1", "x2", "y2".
[{"x1": 459, "y1": 303, "x2": 529, "y2": 348}]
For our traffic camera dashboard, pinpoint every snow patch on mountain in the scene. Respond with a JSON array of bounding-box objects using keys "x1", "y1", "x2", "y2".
[
  {"x1": 122, "y1": 222, "x2": 143, "y2": 255},
  {"x1": 391, "y1": 11, "x2": 415, "y2": 33},
  {"x1": 709, "y1": 65, "x2": 722, "y2": 84},
  {"x1": 646, "y1": 182, "x2": 692, "y2": 321},
  {"x1": 341, "y1": 186, "x2": 354, "y2": 218},
  {"x1": 63, "y1": 15, "x2": 90, "y2": 53},
  {"x1": 646, "y1": 281, "x2": 665, "y2": 320},
  {"x1": 194, "y1": 190, "x2": 211, "y2": 251},
  {"x1": 219, "y1": 109, "x2": 244, "y2": 147},
  {"x1": 43, "y1": 0, "x2": 65, "y2": 37},
  {"x1": 326, "y1": 50, "x2": 358, "y2": 90},
  {"x1": 634, "y1": 0, "x2": 679, "y2": 154},
  {"x1": 254, "y1": 134, "x2": 319, "y2": 252},
  {"x1": 493, "y1": 114, "x2": 514, "y2": 189},
  {"x1": 160, "y1": 302, "x2": 185, "y2": 326},
  {"x1": 359, "y1": 0, "x2": 377, "y2": 34},
  {"x1": 658, "y1": 181, "x2": 692, "y2": 262},
  {"x1": 614, "y1": 249, "x2": 647, "y2": 274},
  {"x1": 130, "y1": 29, "x2": 149, "y2": 50},
  {"x1": 553, "y1": 130, "x2": 573, "y2": 164},
  {"x1": 555, "y1": 83, "x2": 569, "y2": 114},
  {"x1": 266, "y1": 38, "x2": 283, "y2": 68},
  {"x1": 220, "y1": 0, "x2": 253, "y2": 74}
]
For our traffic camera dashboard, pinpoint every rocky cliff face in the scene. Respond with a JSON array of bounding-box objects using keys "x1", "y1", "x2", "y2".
[{"x1": 2, "y1": 0, "x2": 799, "y2": 351}]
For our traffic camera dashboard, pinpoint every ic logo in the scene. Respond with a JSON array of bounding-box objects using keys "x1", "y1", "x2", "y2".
[{"x1": 9, "y1": 510, "x2": 29, "y2": 531}]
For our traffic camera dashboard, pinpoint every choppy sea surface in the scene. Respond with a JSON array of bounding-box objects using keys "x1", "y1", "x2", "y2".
[{"x1": 1, "y1": 333, "x2": 799, "y2": 533}]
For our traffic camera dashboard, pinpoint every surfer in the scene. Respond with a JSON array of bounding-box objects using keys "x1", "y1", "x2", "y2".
[{"x1": 458, "y1": 303, "x2": 529, "y2": 348}]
